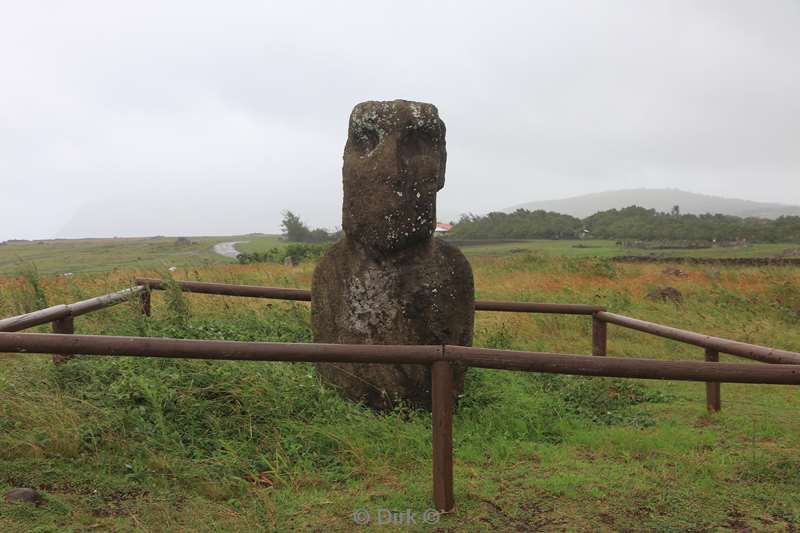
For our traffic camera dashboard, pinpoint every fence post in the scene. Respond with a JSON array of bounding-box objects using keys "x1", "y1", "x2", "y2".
[
  {"x1": 51, "y1": 316, "x2": 74, "y2": 365},
  {"x1": 592, "y1": 314, "x2": 607, "y2": 356},
  {"x1": 431, "y1": 359, "x2": 455, "y2": 512},
  {"x1": 705, "y1": 348, "x2": 721, "y2": 412},
  {"x1": 139, "y1": 286, "x2": 151, "y2": 317}
]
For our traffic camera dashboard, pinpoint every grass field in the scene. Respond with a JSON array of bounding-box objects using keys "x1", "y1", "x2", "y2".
[
  {"x1": 0, "y1": 237, "x2": 228, "y2": 276},
  {"x1": 1, "y1": 236, "x2": 796, "y2": 278},
  {"x1": 233, "y1": 236, "x2": 289, "y2": 255},
  {"x1": 451, "y1": 238, "x2": 797, "y2": 258},
  {"x1": 0, "y1": 235, "x2": 288, "y2": 277},
  {"x1": 1, "y1": 242, "x2": 800, "y2": 531}
]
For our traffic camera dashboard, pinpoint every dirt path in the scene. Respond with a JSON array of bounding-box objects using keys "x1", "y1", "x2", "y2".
[{"x1": 213, "y1": 241, "x2": 247, "y2": 259}]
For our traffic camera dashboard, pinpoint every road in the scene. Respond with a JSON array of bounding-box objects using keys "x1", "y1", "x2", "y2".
[{"x1": 213, "y1": 241, "x2": 247, "y2": 259}]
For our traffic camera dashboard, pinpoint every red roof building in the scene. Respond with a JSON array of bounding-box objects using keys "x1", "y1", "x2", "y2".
[{"x1": 435, "y1": 223, "x2": 452, "y2": 233}]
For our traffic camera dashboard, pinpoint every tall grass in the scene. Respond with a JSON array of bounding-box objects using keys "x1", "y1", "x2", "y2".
[
  {"x1": 7, "y1": 264, "x2": 49, "y2": 314},
  {"x1": 1, "y1": 258, "x2": 799, "y2": 531}
]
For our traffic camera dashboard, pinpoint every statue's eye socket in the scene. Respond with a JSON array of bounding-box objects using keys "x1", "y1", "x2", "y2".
[
  {"x1": 354, "y1": 128, "x2": 379, "y2": 153},
  {"x1": 399, "y1": 130, "x2": 434, "y2": 166}
]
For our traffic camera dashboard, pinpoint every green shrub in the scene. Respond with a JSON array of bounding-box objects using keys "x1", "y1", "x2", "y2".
[
  {"x1": 560, "y1": 257, "x2": 618, "y2": 278},
  {"x1": 534, "y1": 374, "x2": 674, "y2": 426},
  {"x1": 237, "y1": 243, "x2": 329, "y2": 265},
  {"x1": 766, "y1": 277, "x2": 800, "y2": 322},
  {"x1": 505, "y1": 253, "x2": 617, "y2": 278},
  {"x1": 161, "y1": 271, "x2": 191, "y2": 333},
  {"x1": 10, "y1": 264, "x2": 48, "y2": 313},
  {"x1": 481, "y1": 323, "x2": 515, "y2": 350}
]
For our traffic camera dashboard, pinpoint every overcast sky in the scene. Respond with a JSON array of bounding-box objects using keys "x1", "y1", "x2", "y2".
[{"x1": 1, "y1": 1, "x2": 799, "y2": 240}]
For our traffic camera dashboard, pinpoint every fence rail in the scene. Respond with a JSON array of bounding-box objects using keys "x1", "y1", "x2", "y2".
[
  {"x1": 133, "y1": 277, "x2": 800, "y2": 363},
  {"x1": 0, "y1": 287, "x2": 145, "y2": 332},
  {"x1": 135, "y1": 278, "x2": 311, "y2": 302},
  {"x1": 3, "y1": 277, "x2": 800, "y2": 512},
  {"x1": 134, "y1": 277, "x2": 605, "y2": 315},
  {"x1": 595, "y1": 311, "x2": 800, "y2": 365},
  {"x1": 2, "y1": 332, "x2": 800, "y2": 385}
]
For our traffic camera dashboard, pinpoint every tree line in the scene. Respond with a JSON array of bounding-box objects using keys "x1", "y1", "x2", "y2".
[
  {"x1": 448, "y1": 206, "x2": 800, "y2": 243},
  {"x1": 280, "y1": 211, "x2": 341, "y2": 243}
]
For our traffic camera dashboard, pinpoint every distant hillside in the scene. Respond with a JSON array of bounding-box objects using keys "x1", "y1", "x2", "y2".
[
  {"x1": 506, "y1": 189, "x2": 800, "y2": 219},
  {"x1": 451, "y1": 205, "x2": 800, "y2": 243}
]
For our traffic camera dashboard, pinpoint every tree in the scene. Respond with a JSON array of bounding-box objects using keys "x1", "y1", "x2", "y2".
[
  {"x1": 281, "y1": 211, "x2": 312, "y2": 242},
  {"x1": 448, "y1": 205, "x2": 800, "y2": 243},
  {"x1": 281, "y1": 211, "x2": 336, "y2": 243}
]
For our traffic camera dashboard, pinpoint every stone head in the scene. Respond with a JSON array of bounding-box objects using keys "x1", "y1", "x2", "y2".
[{"x1": 342, "y1": 100, "x2": 447, "y2": 253}]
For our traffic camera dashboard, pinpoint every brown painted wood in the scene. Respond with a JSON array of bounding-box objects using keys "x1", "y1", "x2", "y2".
[
  {"x1": 0, "y1": 332, "x2": 442, "y2": 364},
  {"x1": 431, "y1": 361, "x2": 454, "y2": 512},
  {"x1": 51, "y1": 316, "x2": 74, "y2": 365},
  {"x1": 7, "y1": 277, "x2": 800, "y2": 517},
  {"x1": 0, "y1": 287, "x2": 144, "y2": 332},
  {"x1": 67, "y1": 287, "x2": 145, "y2": 316},
  {"x1": 3, "y1": 333, "x2": 800, "y2": 385},
  {"x1": 444, "y1": 346, "x2": 800, "y2": 385},
  {"x1": 0, "y1": 305, "x2": 71, "y2": 332},
  {"x1": 596, "y1": 312, "x2": 800, "y2": 365},
  {"x1": 592, "y1": 315, "x2": 607, "y2": 356},
  {"x1": 705, "y1": 348, "x2": 721, "y2": 412},
  {"x1": 136, "y1": 278, "x2": 312, "y2": 301},
  {"x1": 136, "y1": 277, "x2": 602, "y2": 314},
  {"x1": 139, "y1": 289, "x2": 151, "y2": 317},
  {"x1": 475, "y1": 301, "x2": 604, "y2": 314}
]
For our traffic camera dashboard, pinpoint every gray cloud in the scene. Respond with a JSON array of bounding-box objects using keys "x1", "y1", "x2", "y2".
[{"x1": 1, "y1": 0, "x2": 798, "y2": 240}]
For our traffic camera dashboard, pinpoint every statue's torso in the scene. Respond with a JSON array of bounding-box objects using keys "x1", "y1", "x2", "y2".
[
  {"x1": 311, "y1": 238, "x2": 474, "y2": 410},
  {"x1": 312, "y1": 238, "x2": 473, "y2": 346}
]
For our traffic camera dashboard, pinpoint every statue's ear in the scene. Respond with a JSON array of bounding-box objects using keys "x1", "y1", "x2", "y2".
[
  {"x1": 437, "y1": 120, "x2": 447, "y2": 190},
  {"x1": 438, "y1": 151, "x2": 447, "y2": 190}
]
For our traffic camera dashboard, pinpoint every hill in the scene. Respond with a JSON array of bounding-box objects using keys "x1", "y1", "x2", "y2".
[
  {"x1": 506, "y1": 189, "x2": 800, "y2": 219},
  {"x1": 450, "y1": 206, "x2": 800, "y2": 243}
]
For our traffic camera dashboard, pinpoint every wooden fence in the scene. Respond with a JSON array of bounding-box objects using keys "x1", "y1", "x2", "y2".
[{"x1": 2, "y1": 277, "x2": 800, "y2": 512}]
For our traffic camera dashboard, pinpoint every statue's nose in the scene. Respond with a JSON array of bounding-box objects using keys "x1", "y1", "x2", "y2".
[{"x1": 371, "y1": 134, "x2": 404, "y2": 177}]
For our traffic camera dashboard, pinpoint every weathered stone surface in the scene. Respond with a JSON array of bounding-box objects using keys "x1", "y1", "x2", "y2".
[
  {"x1": 614, "y1": 256, "x2": 800, "y2": 267},
  {"x1": 4, "y1": 487, "x2": 44, "y2": 505},
  {"x1": 342, "y1": 100, "x2": 447, "y2": 253},
  {"x1": 647, "y1": 286, "x2": 683, "y2": 304},
  {"x1": 312, "y1": 100, "x2": 474, "y2": 410},
  {"x1": 661, "y1": 267, "x2": 688, "y2": 278}
]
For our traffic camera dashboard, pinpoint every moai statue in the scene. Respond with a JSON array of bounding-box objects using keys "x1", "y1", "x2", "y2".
[{"x1": 312, "y1": 100, "x2": 474, "y2": 410}]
